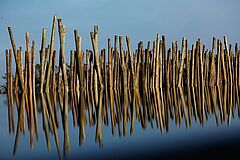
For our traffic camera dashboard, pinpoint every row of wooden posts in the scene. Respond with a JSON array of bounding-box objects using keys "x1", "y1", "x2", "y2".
[
  {"x1": 6, "y1": 16, "x2": 240, "y2": 93},
  {"x1": 5, "y1": 15, "x2": 240, "y2": 159}
]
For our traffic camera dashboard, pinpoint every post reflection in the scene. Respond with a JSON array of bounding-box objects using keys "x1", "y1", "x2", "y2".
[{"x1": 9, "y1": 84, "x2": 240, "y2": 159}]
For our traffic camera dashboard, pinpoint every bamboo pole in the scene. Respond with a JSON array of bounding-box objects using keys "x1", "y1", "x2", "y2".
[
  {"x1": 58, "y1": 19, "x2": 68, "y2": 93},
  {"x1": 199, "y1": 39, "x2": 205, "y2": 122},
  {"x1": 126, "y1": 36, "x2": 136, "y2": 89},
  {"x1": 238, "y1": 50, "x2": 240, "y2": 86},
  {"x1": 9, "y1": 49, "x2": 14, "y2": 133},
  {"x1": 216, "y1": 40, "x2": 221, "y2": 86},
  {"x1": 162, "y1": 35, "x2": 166, "y2": 87},
  {"x1": 159, "y1": 39, "x2": 163, "y2": 88},
  {"x1": 178, "y1": 37, "x2": 186, "y2": 87},
  {"x1": 209, "y1": 37, "x2": 216, "y2": 86},
  {"x1": 86, "y1": 50, "x2": 93, "y2": 126},
  {"x1": 79, "y1": 50, "x2": 86, "y2": 145},
  {"x1": 234, "y1": 43, "x2": 238, "y2": 85},
  {"x1": 166, "y1": 49, "x2": 171, "y2": 87},
  {"x1": 204, "y1": 50, "x2": 209, "y2": 86},
  {"x1": 175, "y1": 42, "x2": 179, "y2": 86},
  {"x1": 155, "y1": 34, "x2": 160, "y2": 88},
  {"x1": 152, "y1": 41, "x2": 156, "y2": 88},
  {"x1": 14, "y1": 70, "x2": 19, "y2": 93},
  {"x1": 57, "y1": 19, "x2": 70, "y2": 155},
  {"x1": 224, "y1": 36, "x2": 233, "y2": 85},
  {"x1": 70, "y1": 50, "x2": 77, "y2": 127},
  {"x1": 191, "y1": 44, "x2": 195, "y2": 87},
  {"x1": 45, "y1": 15, "x2": 57, "y2": 92},
  {"x1": 108, "y1": 39, "x2": 115, "y2": 134},
  {"x1": 40, "y1": 28, "x2": 47, "y2": 93},
  {"x1": 220, "y1": 40, "x2": 227, "y2": 84},
  {"x1": 17, "y1": 49, "x2": 26, "y2": 133},
  {"x1": 146, "y1": 41, "x2": 151, "y2": 88},
  {"x1": 52, "y1": 50, "x2": 59, "y2": 128},
  {"x1": 186, "y1": 49, "x2": 190, "y2": 87},
  {"x1": 6, "y1": 50, "x2": 11, "y2": 133},
  {"x1": 119, "y1": 36, "x2": 128, "y2": 136},
  {"x1": 172, "y1": 42, "x2": 176, "y2": 87},
  {"x1": 102, "y1": 49, "x2": 108, "y2": 125},
  {"x1": 25, "y1": 32, "x2": 35, "y2": 149},
  {"x1": 31, "y1": 40, "x2": 38, "y2": 140},
  {"x1": 8, "y1": 27, "x2": 25, "y2": 91},
  {"x1": 43, "y1": 47, "x2": 49, "y2": 85},
  {"x1": 90, "y1": 26, "x2": 103, "y2": 89}
]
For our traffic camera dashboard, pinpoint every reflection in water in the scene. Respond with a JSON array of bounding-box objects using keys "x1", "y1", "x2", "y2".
[
  {"x1": 8, "y1": 84, "x2": 240, "y2": 159},
  {"x1": 4, "y1": 16, "x2": 240, "y2": 159}
]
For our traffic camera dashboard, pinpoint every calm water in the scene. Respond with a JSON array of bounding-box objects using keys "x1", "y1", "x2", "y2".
[{"x1": 1, "y1": 86, "x2": 240, "y2": 159}]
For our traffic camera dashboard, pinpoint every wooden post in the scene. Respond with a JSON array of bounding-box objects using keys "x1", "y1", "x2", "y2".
[
  {"x1": 52, "y1": 50, "x2": 59, "y2": 128},
  {"x1": 175, "y1": 42, "x2": 179, "y2": 86},
  {"x1": 172, "y1": 42, "x2": 176, "y2": 87},
  {"x1": 191, "y1": 44, "x2": 195, "y2": 87},
  {"x1": 145, "y1": 41, "x2": 151, "y2": 88},
  {"x1": 205, "y1": 50, "x2": 210, "y2": 86},
  {"x1": 31, "y1": 40, "x2": 39, "y2": 140},
  {"x1": 178, "y1": 37, "x2": 186, "y2": 87},
  {"x1": 70, "y1": 50, "x2": 77, "y2": 127},
  {"x1": 224, "y1": 36, "x2": 233, "y2": 85},
  {"x1": 57, "y1": 18, "x2": 70, "y2": 155},
  {"x1": 43, "y1": 46, "x2": 49, "y2": 84},
  {"x1": 18, "y1": 49, "x2": 26, "y2": 133},
  {"x1": 238, "y1": 50, "x2": 240, "y2": 86},
  {"x1": 162, "y1": 35, "x2": 166, "y2": 87},
  {"x1": 159, "y1": 39, "x2": 163, "y2": 88},
  {"x1": 235, "y1": 43, "x2": 238, "y2": 85},
  {"x1": 45, "y1": 15, "x2": 57, "y2": 92},
  {"x1": 9, "y1": 49, "x2": 14, "y2": 133},
  {"x1": 199, "y1": 38, "x2": 205, "y2": 122},
  {"x1": 155, "y1": 34, "x2": 160, "y2": 88},
  {"x1": 209, "y1": 37, "x2": 216, "y2": 86},
  {"x1": 102, "y1": 49, "x2": 109, "y2": 125},
  {"x1": 108, "y1": 39, "x2": 115, "y2": 134},
  {"x1": 108, "y1": 39, "x2": 113, "y2": 88},
  {"x1": 58, "y1": 19, "x2": 68, "y2": 93},
  {"x1": 26, "y1": 32, "x2": 34, "y2": 149},
  {"x1": 126, "y1": 36, "x2": 135, "y2": 87},
  {"x1": 140, "y1": 42, "x2": 145, "y2": 89},
  {"x1": 40, "y1": 28, "x2": 47, "y2": 93},
  {"x1": 220, "y1": 40, "x2": 227, "y2": 84},
  {"x1": 119, "y1": 36, "x2": 128, "y2": 136},
  {"x1": 8, "y1": 27, "x2": 25, "y2": 91},
  {"x1": 90, "y1": 26, "x2": 103, "y2": 89},
  {"x1": 6, "y1": 50, "x2": 11, "y2": 133},
  {"x1": 216, "y1": 39, "x2": 221, "y2": 86},
  {"x1": 186, "y1": 49, "x2": 190, "y2": 87},
  {"x1": 152, "y1": 41, "x2": 156, "y2": 88}
]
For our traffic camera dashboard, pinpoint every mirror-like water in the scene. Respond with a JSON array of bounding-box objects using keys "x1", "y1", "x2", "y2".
[{"x1": 1, "y1": 85, "x2": 240, "y2": 159}]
